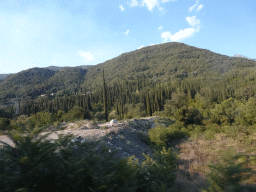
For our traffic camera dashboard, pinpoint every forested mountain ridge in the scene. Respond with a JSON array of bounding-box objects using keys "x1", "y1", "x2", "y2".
[
  {"x1": 1, "y1": 42, "x2": 256, "y2": 101},
  {"x1": 81, "y1": 42, "x2": 256, "y2": 89},
  {"x1": 0, "y1": 68, "x2": 56, "y2": 99}
]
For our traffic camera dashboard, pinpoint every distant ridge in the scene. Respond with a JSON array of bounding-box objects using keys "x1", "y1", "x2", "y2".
[
  {"x1": 0, "y1": 73, "x2": 13, "y2": 80},
  {"x1": 0, "y1": 65, "x2": 92, "y2": 81}
]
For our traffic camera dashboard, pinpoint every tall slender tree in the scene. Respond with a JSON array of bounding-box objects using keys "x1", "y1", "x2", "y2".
[{"x1": 103, "y1": 69, "x2": 108, "y2": 121}]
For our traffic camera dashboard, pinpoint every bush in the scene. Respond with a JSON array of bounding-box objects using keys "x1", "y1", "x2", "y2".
[
  {"x1": 13, "y1": 115, "x2": 28, "y2": 127},
  {"x1": 108, "y1": 110, "x2": 119, "y2": 120},
  {"x1": 61, "y1": 106, "x2": 89, "y2": 122},
  {"x1": 0, "y1": 118, "x2": 10, "y2": 131},
  {"x1": 94, "y1": 111, "x2": 105, "y2": 121},
  {"x1": 210, "y1": 98, "x2": 241, "y2": 125},
  {"x1": 26, "y1": 111, "x2": 55, "y2": 129},
  {"x1": 174, "y1": 107, "x2": 203, "y2": 126},
  {"x1": 148, "y1": 124, "x2": 187, "y2": 147},
  {"x1": 200, "y1": 147, "x2": 256, "y2": 192},
  {"x1": 164, "y1": 90, "x2": 188, "y2": 117},
  {"x1": 54, "y1": 110, "x2": 65, "y2": 121},
  {"x1": 124, "y1": 103, "x2": 146, "y2": 119}
]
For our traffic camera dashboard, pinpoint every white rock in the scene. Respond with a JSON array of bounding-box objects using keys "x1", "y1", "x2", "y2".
[{"x1": 110, "y1": 119, "x2": 117, "y2": 126}]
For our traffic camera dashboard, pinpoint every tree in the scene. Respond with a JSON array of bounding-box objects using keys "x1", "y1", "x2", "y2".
[{"x1": 103, "y1": 69, "x2": 108, "y2": 121}]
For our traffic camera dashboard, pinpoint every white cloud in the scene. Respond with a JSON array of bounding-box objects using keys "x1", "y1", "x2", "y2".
[
  {"x1": 79, "y1": 51, "x2": 95, "y2": 62},
  {"x1": 162, "y1": 0, "x2": 177, "y2": 2},
  {"x1": 138, "y1": 45, "x2": 145, "y2": 49},
  {"x1": 129, "y1": 0, "x2": 139, "y2": 7},
  {"x1": 197, "y1": 4, "x2": 203, "y2": 11},
  {"x1": 158, "y1": 26, "x2": 163, "y2": 30},
  {"x1": 186, "y1": 16, "x2": 200, "y2": 27},
  {"x1": 189, "y1": 0, "x2": 199, "y2": 12},
  {"x1": 141, "y1": 0, "x2": 159, "y2": 11},
  {"x1": 128, "y1": 0, "x2": 175, "y2": 11},
  {"x1": 124, "y1": 30, "x2": 129, "y2": 35},
  {"x1": 161, "y1": 27, "x2": 197, "y2": 42},
  {"x1": 119, "y1": 5, "x2": 125, "y2": 11}
]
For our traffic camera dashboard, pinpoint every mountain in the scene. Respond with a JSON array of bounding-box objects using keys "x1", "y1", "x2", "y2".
[
  {"x1": 0, "y1": 73, "x2": 13, "y2": 80},
  {"x1": 45, "y1": 65, "x2": 91, "y2": 72},
  {"x1": 81, "y1": 42, "x2": 256, "y2": 89},
  {"x1": 46, "y1": 67, "x2": 88, "y2": 95},
  {"x1": 1, "y1": 42, "x2": 256, "y2": 100},
  {"x1": 0, "y1": 65, "x2": 92, "y2": 81},
  {"x1": 0, "y1": 68, "x2": 56, "y2": 99}
]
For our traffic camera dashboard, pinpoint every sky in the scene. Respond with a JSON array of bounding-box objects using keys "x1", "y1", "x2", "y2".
[{"x1": 0, "y1": 0, "x2": 255, "y2": 74}]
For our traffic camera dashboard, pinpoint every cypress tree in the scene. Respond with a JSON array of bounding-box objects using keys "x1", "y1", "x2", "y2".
[
  {"x1": 146, "y1": 93, "x2": 152, "y2": 117},
  {"x1": 103, "y1": 69, "x2": 108, "y2": 121}
]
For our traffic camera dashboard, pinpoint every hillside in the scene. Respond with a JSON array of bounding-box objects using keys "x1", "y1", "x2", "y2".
[
  {"x1": 0, "y1": 68, "x2": 56, "y2": 99},
  {"x1": 46, "y1": 67, "x2": 88, "y2": 95},
  {"x1": 81, "y1": 42, "x2": 256, "y2": 89},
  {"x1": 1, "y1": 42, "x2": 256, "y2": 101}
]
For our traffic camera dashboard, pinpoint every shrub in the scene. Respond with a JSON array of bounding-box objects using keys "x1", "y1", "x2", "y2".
[
  {"x1": 54, "y1": 110, "x2": 65, "y2": 120},
  {"x1": 211, "y1": 98, "x2": 241, "y2": 125},
  {"x1": 108, "y1": 110, "x2": 118, "y2": 120},
  {"x1": 124, "y1": 103, "x2": 146, "y2": 119},
  {"x1": 148, "y1": 124, "x2": 187, "y2": 147},
  {"x1": 25, "y1": 111, "x2": 55, "y2": 129},
  {"x1": 61, "y1": 106, "x2": 89, "y2": 122},
  {"x1": 0, "y1": 118, "x2": 10, "y2": 131},
  {"x1": 174, "y1": 107, "x2": 203, "y2": 126},
  {"x1": 13, "y1": 115, "x2": 28, "y2": 126},
  {"x1": 94, "y1": 111, "x2": 105, "y2": 121},
  {"x1": 200, "y1": 147, "x2": 256, "y2": 192}
]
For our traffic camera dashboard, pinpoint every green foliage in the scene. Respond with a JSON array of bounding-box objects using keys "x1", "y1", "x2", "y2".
[
  {"x1": 154, "y1": 117, "x2": 175, "y2": 127},
  {"x1": 61, "y1": 106, "x2": 89, "y2": 122},
  {"x1": 139, "y1": 147, "x2": 178, "y2": 191},
  {"x1": 0, "y1": 118, "x2": 10, "y2": 131},
  {"x1": 54, "y1": 110, "x2": 65, "y2": 120},
  {"x1": 164, "y1": 90, "x2": 187, "y2": 117},
  {"x1": 211, "y1": 98, "x2": 241, "y2": 125},
  {"x1": 174, "y1": 107, "x2": 203, "y2": 126},
  {"x1": 236, "y1": 97, "x2": 256, "y2": 125},
  {"x1": 124, "y1": 103, "x2": 146, "y2": 119},
  {"x1": 26, "y1": 111, "x2": 55, "y2": 129},
  {"x1": 12, "y1": 115, "x2": 28, "y2": 127},
  {"x1": 181, "y1": 124, "x2": 205, "y2": 139},
  {"x1": 108, "y1": 110, "x2": 118, "y2": 120},
  {"x1": 201, "y1": 147, "x2": 256, "y2": 192},
  {"x1": 148, "y1": 124, "x2": 187, "y2": 147},
  {"x1": 188, "y1": 93, "x2": 212, "y2": 118},
  {"x1": 0, "y1": 121, "x2": 181, "y2": 192},
  {"x1": 94, "y1": 111, "x2": 105, "y2": 121}
]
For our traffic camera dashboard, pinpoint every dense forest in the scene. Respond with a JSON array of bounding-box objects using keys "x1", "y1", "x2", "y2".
[{"x1": 0, "y1": 42, "x2": 256, "y2": 191}]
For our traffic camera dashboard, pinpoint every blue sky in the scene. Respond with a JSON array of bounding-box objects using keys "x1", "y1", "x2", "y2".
[{"x1": 0, "y1": 0, "x2": 255, "y2": 74}]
